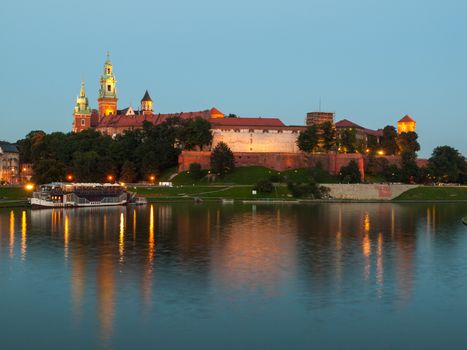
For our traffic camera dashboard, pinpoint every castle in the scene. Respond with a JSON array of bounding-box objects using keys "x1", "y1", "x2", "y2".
[{"x1": 73, "y1": 55, "x2": 417, "y2": 176}]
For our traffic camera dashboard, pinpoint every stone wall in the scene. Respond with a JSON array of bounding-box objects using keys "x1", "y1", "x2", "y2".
[
  {"x1": 211, "y1": 129, "x2": 301, "y2": 153},
  {"x1": 324, "y1": 184, "x2": 418, "y2": 200},
  {"x1": 178, "y1": 151, "x2": 365, "y2": 177}
]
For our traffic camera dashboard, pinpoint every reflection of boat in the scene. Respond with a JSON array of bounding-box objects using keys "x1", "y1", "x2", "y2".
[
  {"x1": 128, "y1": 196, "x2": 148, "y2": 206},
  {"x1": 222, "y1": 199, "x2": 234, "y2": 204},
  {"x1": 30, "y1": 183, "x2": 128, "y2": 208}
]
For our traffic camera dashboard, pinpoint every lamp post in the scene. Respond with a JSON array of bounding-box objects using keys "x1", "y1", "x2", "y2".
[{"x1": 107, "y1": 175, "x2": 115, "y2": 183}]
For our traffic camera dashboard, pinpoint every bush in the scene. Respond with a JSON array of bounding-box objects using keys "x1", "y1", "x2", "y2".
[
  {"x1": 210, "y1": 142, "x2": 235, "y2": 177},
  {"x1": 254, "y1": 179, "x2": 274, "y2": 193},
  {"x1": 189, "y1": 163, "x2": 203, "y2": 180},
  {"x1": 287, "y1": 178, "x2": 326, "y2": 199},
  {"x1": 339, "y1": 160, "x2": 361, "y2": 183}
]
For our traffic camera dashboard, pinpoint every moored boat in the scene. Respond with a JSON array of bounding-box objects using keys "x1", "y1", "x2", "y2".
[{"x1": 29, "y1": 183, "x2": 128, "y2": 208}]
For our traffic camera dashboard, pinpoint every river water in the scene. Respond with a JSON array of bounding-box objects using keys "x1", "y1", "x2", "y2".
[{"x1": 0, "y1": 203, "x2": 466, "y2": 349}]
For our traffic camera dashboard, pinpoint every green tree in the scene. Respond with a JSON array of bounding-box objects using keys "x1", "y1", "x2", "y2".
[
  {"x1": 120, "y1": 161, "x2": 137, "y2": 183},
  {"x1": 32, "y1": 159, "x2": 66, "y2": 184},
  {"x1": 339, "y1": 160, "x2": 361, "y2": 183},
  {"x1": 297, "y1": 125, "x2": 319, "y2": 152},
  {"x1": 339, "y1": 129, "x2": 357, "y2": 153},
  {"x1": 428, "y1": 145, "x2": 466, "y2": 183},
  {"x1": 189, "y1": 163, "x2": 204, "y2": 180},
  {"x1": 320, "y1": 121, "x2": 336, "y2": 151},
  {"x1": 254, "y1": 179, "x2": 274, "y2": 193},
  {"x1": 210, "y1": 142, "x2": 235, "y2": 177},
  {"x1": 177, "y1": 118, "x2": 212, "y2": 150},
  {"x1": 381, "y1": 125, "x2": 398, "y2": 155},
  {"x1": 396, "y1": 131, "x2": 420, "y2": 155},
  {"x1": 400, "y1": 150, "x2": 419, "y2": 183}
]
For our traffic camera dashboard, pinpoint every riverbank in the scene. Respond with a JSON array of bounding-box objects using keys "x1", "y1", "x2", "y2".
[{"x1": 1, "y1": 184, "x2": 467, "y2": 208}]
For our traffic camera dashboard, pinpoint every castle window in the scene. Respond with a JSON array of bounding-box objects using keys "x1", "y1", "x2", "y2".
[
  {"x1": 81, "y1": 119, "x2": 85, "y2": 126},
  {"x1": 107, "y1": 85, "x2": 111, "y2": 92},
  {"x1": 107, "y1": 68, "x2": 110, "y2": 74},
  {"x1": 263, "y1": 129, "x2": 269, "y2": 133}
]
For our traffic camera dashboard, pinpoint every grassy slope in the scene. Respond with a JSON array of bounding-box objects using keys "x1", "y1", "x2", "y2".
[
  {"x1": 172, "y1": 166, "x2": 339, "y2": 185},
  {"x1": 395, "y1": 186, "x2": 467, "y2": 200},
  {"x1": 0, "y1": 187, "x2": 29, "y2": 200}
]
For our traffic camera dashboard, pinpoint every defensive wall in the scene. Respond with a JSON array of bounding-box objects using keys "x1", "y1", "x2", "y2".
[{"x1": 324, "y1": 184, "x2": 419, "y2": 200}]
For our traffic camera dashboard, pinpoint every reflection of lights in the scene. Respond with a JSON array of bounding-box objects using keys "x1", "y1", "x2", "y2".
[
  {"x1": 9, "y1": 210, "x2": 15, "y2": 257},
  {"x1": 64, "y1": 214, "x2": 69, "y2": 259},
  {"x1": 363, "y1": 212, "x2": 370, "y2": 234},
  {"x1": 21, "y1": 211, "x2": 27, "y2": 260},
  {"x1": 119, "y1": 213, "x2": 125, "y2": 261},
  {"x1": 149, "y1": 205, "x2": 155, "y2": 263}
]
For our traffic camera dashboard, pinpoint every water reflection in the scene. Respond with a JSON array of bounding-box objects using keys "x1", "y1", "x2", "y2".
[{"x1": 0, "y1": 202, "x2": 466, "y2": 349}]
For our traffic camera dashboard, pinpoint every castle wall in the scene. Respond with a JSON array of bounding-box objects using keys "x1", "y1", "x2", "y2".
[
  {"x1": 178, "y1": 151, "x2": 366, "y2": 179},
  {"x1": 211, "y1": 129, "x2": 301, "y2": 153}
]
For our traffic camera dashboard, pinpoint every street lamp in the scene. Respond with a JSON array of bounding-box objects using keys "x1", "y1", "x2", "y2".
[
  {"x1": 149, "y1": 175, "x2": 156, "y2": 183},
  {"x1": 107, "y1": 175, "x2": 114, "y2": 183},
  {"x1": 66, "y1": 174, "x2": 73, "y2": 182}
]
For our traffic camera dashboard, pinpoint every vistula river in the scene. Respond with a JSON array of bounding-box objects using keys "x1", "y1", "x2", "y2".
[{"x1": 0, "y1": 202, "x2": 467, "y2": 349}]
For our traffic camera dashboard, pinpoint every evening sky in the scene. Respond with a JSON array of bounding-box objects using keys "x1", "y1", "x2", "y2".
[{"x1": 1, "y1": 0, "x2": 466, "y2": 157}]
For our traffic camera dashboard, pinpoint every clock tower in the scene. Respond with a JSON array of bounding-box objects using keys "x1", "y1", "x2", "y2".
[{"x1": 97, "y1": 52, "x2": 118, "y2": 119}]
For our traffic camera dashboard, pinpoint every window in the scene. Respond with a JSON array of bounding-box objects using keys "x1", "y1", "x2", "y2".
[
  {"x1": 81, "y1": 119, "x2": 85, "y2": 126},
  {"x1": 107, "y1": 68, "x2": 111, "y2": 74},
  {"x1": 263, "y1": 129, "x2": 269, "y2": 133},
  {"x1": 107, "y1": 85, "x2": 111, "y2": 92}
]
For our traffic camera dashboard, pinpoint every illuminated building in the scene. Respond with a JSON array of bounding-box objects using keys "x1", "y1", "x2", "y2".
[
  {"x1": 397, "y1": 115, "x2": 416, "y2": 134},
  {"x1": 0, "y1": 142, "x2": 19, "y2": 184}
]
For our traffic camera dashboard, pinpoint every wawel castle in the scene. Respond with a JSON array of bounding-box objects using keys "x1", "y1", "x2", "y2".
[{"x1": 72, "y1": 54, "x2": 417, "y2": 174}]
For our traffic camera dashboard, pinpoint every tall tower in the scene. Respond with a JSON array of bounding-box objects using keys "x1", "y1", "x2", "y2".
[
  {"x1": 98, "y1": 52, "x2": 118, "y2": 118},
  {"x1": 140, "y1": 90, "x2": 153, "y2": 116},
  {"x1": 73, "y1": 81, "x2": 92, "y2": 132}
]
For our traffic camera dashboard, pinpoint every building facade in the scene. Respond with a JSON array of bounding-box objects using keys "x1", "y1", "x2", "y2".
[{"x1": 0, "y1": 142, "x2": 19, "y2": 184}]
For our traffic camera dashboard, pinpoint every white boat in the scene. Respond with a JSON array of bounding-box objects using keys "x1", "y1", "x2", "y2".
[{"x1": 29, "y1": 183, "x2": 128, "y2": 208}]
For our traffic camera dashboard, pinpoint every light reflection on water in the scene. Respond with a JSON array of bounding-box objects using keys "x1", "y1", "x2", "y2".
[{"x1": 0, "y1": 203, "x2": 467, "y2": 349}]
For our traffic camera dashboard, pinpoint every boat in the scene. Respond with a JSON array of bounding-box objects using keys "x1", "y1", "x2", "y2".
[
  {"x1": 29, "y1": 183, "x2": 128, "y2": 208},
  {"x1": 128, "y1": 196, "x2": 148, "y2": 206}
]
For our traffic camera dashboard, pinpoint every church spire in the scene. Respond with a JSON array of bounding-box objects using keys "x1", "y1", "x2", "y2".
[
  {"x1": 141, "y1": 90, "x2": 153, "y2": 115},
  {"x1": 98, "y1": 52, "x2": 118, "y2": 117},
  {"x1": 74, "y1": 81, "x2": 91, "y2": 115}
]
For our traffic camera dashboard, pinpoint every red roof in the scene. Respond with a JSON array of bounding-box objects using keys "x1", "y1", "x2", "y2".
[
  {"x1": 335, "y1": 119, "x2": 364, "y2": 129},
  {"x1": 364, "y1": 128, "x2": 383, "y2": 137},
  {"x1": 208, "y1": 117, "x2": 285, "y2": 128},
  {"x1": 398, "y1": 115, "x2": 415, "y2": 123},
  {"x1": 210, "y1": 107, "x2": 224, "y2": 115}
]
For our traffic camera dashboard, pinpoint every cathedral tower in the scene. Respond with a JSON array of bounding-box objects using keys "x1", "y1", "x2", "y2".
[
  {"x1": 140, "y1": 90, "x2": 153, "y2": 116},
  {"x1": 98, "y1": 52, "x2": 118, "y2": 118},
  {"x1": 397, "y1": 115, "x2": 416, "y2": 134},
  {"x1": 73, "y1": 81, "x2": 92, "y2": 132}
]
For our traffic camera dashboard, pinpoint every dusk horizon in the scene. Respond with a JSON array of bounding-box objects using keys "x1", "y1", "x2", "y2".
[{"x1": 1, "y1": 0, "x2": 466, "y2": 157}]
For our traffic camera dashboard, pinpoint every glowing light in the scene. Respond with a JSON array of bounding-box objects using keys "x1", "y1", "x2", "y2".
[
  {"x1": 107, "y1": 175, "x2": 114, "y2": 182},
  {"x1": 377, "y1": 150, "x2": 384, "y2": 156},
  {"x1": 149, "y1": 204, "x2": 155, "y2": 264},
  {"x1": 24, "y1": 183, "x2": 35, "y2": 191},
  {"x1": 149, "y1": 175, "x2": 156, "y2": 182},
  {"x1": 64, "y1": 214, "x2": 69, "y2": 259},
  {"x1": 119, "y1": 182, "x2": 126, "y2": 187},
  {"x1": 66, "y1": 174, "x2": 74, "y2": 182}
]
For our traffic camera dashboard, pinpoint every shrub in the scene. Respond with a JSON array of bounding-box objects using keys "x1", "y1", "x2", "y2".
[
  {"x1": 189, "y1": 163, "x2": 203, "y2": 180},
  {"x1": 339, "y1": 160, "x2": 361, "y2": 183},
  {"x1": 210, "y1": 142, "x2": 235, "y2": 177},
  {"x1": 254, "y1": 179, "x2": 274, "y2": 193}
]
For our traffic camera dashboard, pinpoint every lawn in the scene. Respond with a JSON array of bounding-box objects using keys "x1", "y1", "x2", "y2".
[
  {"x1": 0, "y1": 187, "x2": 29, "y2": 200},
  {"x1": 171, "y1": 166, "x2": 339, "y2": 185},
  {"x1": 395, "y1": 186, "x2": 467, "y2": 201}
]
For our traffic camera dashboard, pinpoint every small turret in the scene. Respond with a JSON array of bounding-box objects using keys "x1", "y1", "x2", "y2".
[
  {"x1": 141, "y1": 90, "x2": 153, "y2": 115},
  {"x1": 397, "y1": 115, "x2": 416, "y2": 134}
]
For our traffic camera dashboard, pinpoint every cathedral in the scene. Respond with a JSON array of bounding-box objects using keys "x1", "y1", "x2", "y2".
[{"x1": 72, "y1": 53, "x2": 225, "y2": 135}]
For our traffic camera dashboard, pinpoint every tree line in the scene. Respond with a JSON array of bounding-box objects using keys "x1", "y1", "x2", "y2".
[{"x1": 17, "y1": 117, "x2": 212, "y2": 184}]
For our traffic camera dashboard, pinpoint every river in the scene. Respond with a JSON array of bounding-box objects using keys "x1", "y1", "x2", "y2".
[{"x1": 0, "y1": 203, "x2": 466, "y2": 349}]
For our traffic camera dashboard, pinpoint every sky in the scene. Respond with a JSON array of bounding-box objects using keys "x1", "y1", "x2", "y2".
[{"x1": 1, "y1": 0, "x2": 466, "y2": 157}]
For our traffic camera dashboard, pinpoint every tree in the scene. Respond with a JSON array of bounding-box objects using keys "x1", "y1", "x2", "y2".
[
  {"x1": 381, "y1": 125, "x2": 398, "y2": 155},
  {"x1": 210, "y1": 142, "x2": 235, "y2": 177},
  {"x1": 254, "y1": 179, "x2": 274, "y2": 193},
  {"x1": 339, "y1": 129, "x2": 357, "y2": 153},
  {"x1": 189, "y1": 163, "x2": 204, "y2": 180},
  {"x1": 226, "y1": 114, "x2": 238, "y2": 118},
  {"x1": 400, "y1": 150, "x2": 419, "y2": 183},
  {"x1": 428, "y1": 146, "x2": 466, "y2": 183},
  {"x1": 177, "y1": 117, "x2": 212, "y2": 150},
  {"x1": 397, "y1": 131, "x2": 420, "y2": 155},
  {"x1": 339, "y1": 160, "x2": 361, "y2": 183},
  {"x1": 297, "y1": 125, "x2": 319, "y2": 152},
  {"x1": 120, "y1": 161, "x2": 137, "y2": 183},
  {"x1": 32, "y1": 159, "x2": 66, "y2": 184},
  {"x1": 320, "y1": 121, "x2": 336, "y2": 151}
]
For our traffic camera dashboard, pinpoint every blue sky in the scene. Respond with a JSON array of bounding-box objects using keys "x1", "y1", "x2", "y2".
[{"x1": 1, "y1": 0, "x2": 466, "y2": 157}]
